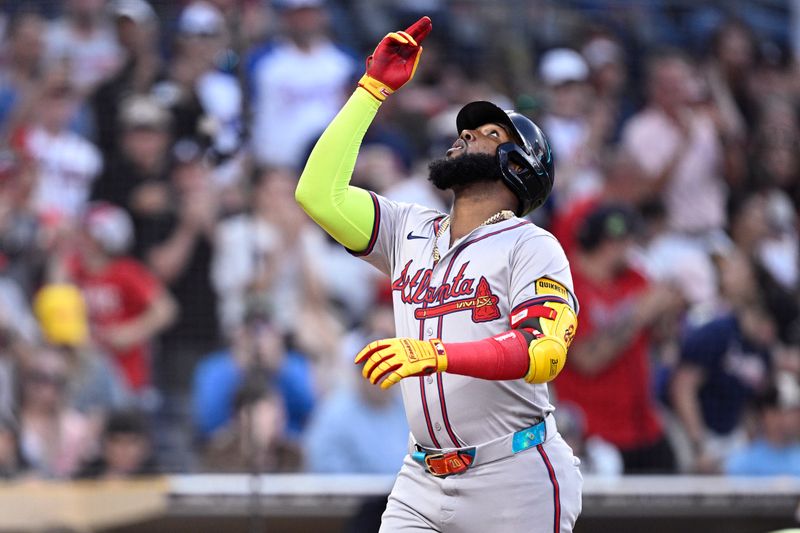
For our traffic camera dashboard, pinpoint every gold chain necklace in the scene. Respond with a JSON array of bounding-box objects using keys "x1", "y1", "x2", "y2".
[{"x1": 432, "y1": 209, "x2": 515, "y2": 262}]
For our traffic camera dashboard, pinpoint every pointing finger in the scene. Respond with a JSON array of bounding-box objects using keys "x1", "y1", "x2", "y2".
[{"x1": 404, "y1": 16, "x2": 432, "y2": 44}]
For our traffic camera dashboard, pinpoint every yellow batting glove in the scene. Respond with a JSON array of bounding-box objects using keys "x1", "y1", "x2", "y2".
[{"x1": 355, "y1": 337, "x2": 448, "y2": 389}]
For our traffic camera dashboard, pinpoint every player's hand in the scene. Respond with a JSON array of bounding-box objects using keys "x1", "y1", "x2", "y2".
[
  {"x1": 355, "y1": 337, "x2": 447, "y2": 389},
  {"x1": 358, "y1": 16, "x2": 432, "y2": 101}
]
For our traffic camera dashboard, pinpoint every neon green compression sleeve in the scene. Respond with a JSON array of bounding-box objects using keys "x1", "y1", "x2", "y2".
[{"x1": 295, "y1": 88, "x2": 380, "y2": 252}]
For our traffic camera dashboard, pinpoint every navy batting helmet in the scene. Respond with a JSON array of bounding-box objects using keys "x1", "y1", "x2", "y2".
[{"x1": 456, "y1": 101, "x2": 554, "y2": 216}]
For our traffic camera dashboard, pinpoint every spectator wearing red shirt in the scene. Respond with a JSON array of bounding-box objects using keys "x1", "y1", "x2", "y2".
[
  {"x1": 553, "y1": 203, "x2": 683, "y2": 473},
  {"x1": 70, "y1": 202, "x2": 176, "y2": 393}
]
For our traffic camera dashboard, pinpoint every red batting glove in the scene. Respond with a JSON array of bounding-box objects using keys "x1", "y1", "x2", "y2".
[{"x1": 358, "y1": 16, "x2": 432, "y2": 101}]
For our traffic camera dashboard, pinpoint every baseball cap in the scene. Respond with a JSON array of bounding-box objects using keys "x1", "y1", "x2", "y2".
[
  {"x1": 539, "y1": 48, "x2": 589, "y2": 86},
  {"x1": 581, "y1": 37, "x2": 623, "y2": 69},
  {"x1": 178, "y1": 1, "x2": 224, "y2": 36},
  {"x1": 110, "y1": 0, "x2": 157, "y2": 24},
  {"x1": 33, "y1": 284, "x2": 89, "y2": 348},
  {"x1": 577, "y1": 203, "x2": 640, "y2": 251},
  {"x1": 82, "y1": 202, "x2": 134, "y2": 255},
  {"x1": 119, "y1": 94, "x2": 171, "y2": 131}
]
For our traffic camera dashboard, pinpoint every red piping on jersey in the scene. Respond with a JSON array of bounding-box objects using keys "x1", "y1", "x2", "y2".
[
  {"x1": 537, "y1": 444, "x2": 561, "y2": 533},
  {"x1": 418, "y1": 375, "x2": 441, "y2": 448},
  {"x1": 418, "y1": 298, "x2": 441, "y2": 448},
  {"x1": 510, "y1": 295, "x2": 568, "y2": 315},
  {"x1": 434, "y1": 220, "x2": 530, "y2": 448},
  {"x1": 414, "y1": 214, "x2": 449, "y2": 449},
  {"x1": 348, "y1": 191, "x2": 381, "y2": 257}
]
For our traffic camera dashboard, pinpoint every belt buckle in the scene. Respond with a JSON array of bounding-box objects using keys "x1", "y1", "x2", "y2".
[{"x1": 424, "y1": 450, "x2": 473, "y2": 477}]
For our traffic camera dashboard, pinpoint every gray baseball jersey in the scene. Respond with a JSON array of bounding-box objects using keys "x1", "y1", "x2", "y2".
[
  {"x1": 354, "y1": 193, "x2": 578, "y2": 448},
  {"x1": 353, "y1": 192, "x2": 583, "y2": 532}
]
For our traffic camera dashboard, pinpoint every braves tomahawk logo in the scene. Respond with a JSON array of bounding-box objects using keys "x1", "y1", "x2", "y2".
[{"x1": 391, "y1": 260, "x2": 501, "y2": 323}]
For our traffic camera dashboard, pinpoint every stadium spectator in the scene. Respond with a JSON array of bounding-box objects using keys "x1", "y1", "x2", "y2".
[
  {"x1": 156, "y1": 1, "x2": 242, "y2": 160},
  {"x1": 33, "y1": 283, "x2": 131, "y2": 419},
  {"x1": 201, "y1": 377, "x2": 301, "y2": 473},
  {"x1": 0, "y1": 10, "x2": 47, "y2": 142},
  {"x1": 621, "y1": 49, "x2": 729, "y2": 246},
  {"x1": 727, "y1": 192, "x2": 800, "y2": 344},
  {"x1": 91, "y1": 0, "x2": 163, "y2": 159},
  {"x1": 78, "y1": 409, "x2": 158, "y2": 478},
  {"x1": 0, "y1": 315, "x2": 32, "y2": 426},
  {"x1": 23, "y1": 70, "x2": 103, "y2": 224},
  {"x1": 748, "y1": 97, "x2": 800, "y2": 212},
  {"x1": 0, "y1": 151, "x2": 46, "y2": 297},
  {"x1": 192, "y1": 299, "x2": 315, "y2": 442},
  {"x1": 553, "y1": 401, "x2": 624, "y2": 477},
  {"x1": 248, "y1": 0, "x2": 357, "y2": 168},
  {"x1": 669, "y1": 251, "x2": 775, "y2": 473},
  {"x1": 304, "y1": 289, "x2": 406, "y2": 473},
  {"x1": 703, "y1": 18, "x2": 759, "y2": 138},
  {"x1": 91, "y1": 94, "x2": 173, "y2": 220},
  {"x1": 212, "y1": 166, "x2": 335, "y2": 334},
  {"x1": 44, "y1": 0, "x2": 123, "y2": 95},
  {"x1": 0, "y1": 415, "x2": 24, "y2": 478},
  {"x1": 725, "y1": 382, "x2": 800, "y2": 476},
  {"x1": 0, "y1": 271, "x2": 38, "y2": 349},
  {"x1": 303, "y1": 364, "x2": 408, "y2": 475},
  {"x1": 638, "y1": 199, "x2": 721, "y2": 326},
  {"x1": 699, "y1": 19, "x2": 759, "y2": 192},
  {"x1": 139, "y1": 140, "x2": 220, "y2": 394},
  {"x1": 63, "y1": 203, "x2": 177, "y2": 395},
  {"x1": 580, "y1": 30, "x2": 637, "y2": 142},
  {"x1": 18, "y1": 348, "x2": 97, "y2": 479},
  {"x1": 538, "y1": 47, "x2": 609, "y2": 210},
  {"x1": 553, "y1": 203, "x2": 683, "y2": 473}
]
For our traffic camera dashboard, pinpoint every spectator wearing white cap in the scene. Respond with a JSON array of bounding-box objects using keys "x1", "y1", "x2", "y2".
[
  {"x1": 539, "y1": 47, "x2": 611, "y2": 212},
  {"x1": 62, "y1": 202, "x2": 177, "y2": 394},
  {"x1": 153, "y1": 1, "x2": 243, "y2": 160},
  {"x1": 45, "y1": 0, "x2": 123, "y2": 95},
  {"x1": 91, "y1": 95, "x2": 173, "y2": 227},
  {"x1": 247, "y1": 0, "x2": 357, "y2": 168}
]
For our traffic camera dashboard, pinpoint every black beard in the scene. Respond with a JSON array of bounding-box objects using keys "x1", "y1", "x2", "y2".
[{"x1": 428, "y1": 153, "x2": 503, "y2": 191}]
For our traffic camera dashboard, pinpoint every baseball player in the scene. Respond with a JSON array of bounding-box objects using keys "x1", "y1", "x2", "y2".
[{"x1": 296, "y1": 17, "x2": 582, "y2": 532}]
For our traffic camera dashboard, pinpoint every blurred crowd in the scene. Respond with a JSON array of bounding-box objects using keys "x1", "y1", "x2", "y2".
[{"x1": 0, "y1": 0, "x2": 798, "y2": 483}]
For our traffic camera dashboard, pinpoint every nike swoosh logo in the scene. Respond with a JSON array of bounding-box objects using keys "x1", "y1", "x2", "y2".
[{"x1": 406, "y1": 231, "x2": 428, "y2": 240}]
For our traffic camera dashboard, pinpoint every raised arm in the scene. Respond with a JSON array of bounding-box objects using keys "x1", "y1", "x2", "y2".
[{"x1": 295, "y1": 16, "x2": 432, "y2": 252}]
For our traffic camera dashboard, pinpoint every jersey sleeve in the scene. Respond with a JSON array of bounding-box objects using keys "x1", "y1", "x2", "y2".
[
  {"x1": 348, "y1": 192, "x2": 418, "y2": 277},
  {"x1": 508, "y1": 231, "x2": 578, "y2": 317}
]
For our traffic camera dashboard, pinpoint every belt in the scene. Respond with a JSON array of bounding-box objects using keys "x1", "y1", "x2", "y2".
[{"x1": 410, "y1": 414, "x2": 557, "y2": 477}]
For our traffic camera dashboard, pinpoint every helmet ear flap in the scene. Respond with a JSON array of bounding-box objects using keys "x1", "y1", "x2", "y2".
[
  {"x1": 497, "y1": 143, "x2": 532, "y2": 216},
  {"x1": 504, "y1": 148, "x2": 530, "y2": 174}
]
